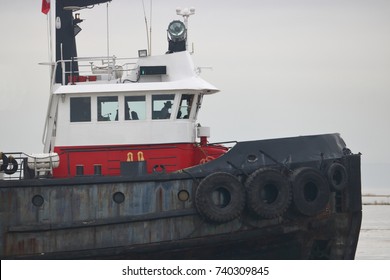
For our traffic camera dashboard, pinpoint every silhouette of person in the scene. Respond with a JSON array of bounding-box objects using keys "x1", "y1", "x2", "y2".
[
  {"x1": 131, "y1": 111, "x2": 139, "y2": 120},
  {"x1": 160, "y1": 101, "x2": 172, "y2": 119}
]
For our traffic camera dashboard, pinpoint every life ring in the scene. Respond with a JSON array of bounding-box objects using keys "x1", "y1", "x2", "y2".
[
  {"x1": 246, "y1": 168, "x2": 292, "y2": 219},
  {"x1": 0, "y1": 152, "x2": 9, "y2": 172},
  {"x1": 326, "y1": 162, "x2": 348, "y2": 191},
  {"x1": 3, "y1": 156, "x2": 18, "y2": 175},
  {"x1": 195, "y1": 172, "x2": 245, "y2": 223},
  {"x1": 291, "y1": 167, "x2": 330, "y2": 216}
]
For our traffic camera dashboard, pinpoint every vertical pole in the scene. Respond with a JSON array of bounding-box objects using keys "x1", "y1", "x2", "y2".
[
  {"x1": 106, "y1": 3, "x2": 111, "y2": 80},
  {"x1": 183, "y1": 15, "x2": 189, "y2": 51},
  {"x1": 149, "y1": 0, "x2": 153, "y2": 55},
  {"x1": 60, "y1": 44, "x2": 65, "y2": 85},
  {"x1": 142, "y1": 0, "x2": 150, "y2": 55}
]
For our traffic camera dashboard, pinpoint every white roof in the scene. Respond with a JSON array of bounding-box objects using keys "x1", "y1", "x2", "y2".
[
  {"x1": 52, "y1": 51, "x2": 219, "y2": 95},
  {"x1": 52, "y1": 76, "x2": 218, "y2": 95}
]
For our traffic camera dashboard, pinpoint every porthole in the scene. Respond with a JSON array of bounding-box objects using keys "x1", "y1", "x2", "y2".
[
  {"x1": 113, "y1": 192, "x2": 125, "y2": 204},
  {"x1": 178, "y1": 190, "x2": 190, "y2": 202},
  {"x1": 32, "y1": 195, "x2": 44, "y2": 207},
  {"x1": 247, "y1": 154, "x2": 258, "y2": 163}
]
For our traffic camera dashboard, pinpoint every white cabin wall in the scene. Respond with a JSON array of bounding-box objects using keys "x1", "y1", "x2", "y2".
[{"x1": 54, "y1": 93, "x2": 197, "y2": 147}]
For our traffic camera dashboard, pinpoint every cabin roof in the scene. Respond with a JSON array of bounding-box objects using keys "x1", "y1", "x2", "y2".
[
  {"x1": 52, "y1": 76, "x2": 219, "y2": 95},
  {"x1": 52, "y1": 51, "x2": 219, "y2": 95}
]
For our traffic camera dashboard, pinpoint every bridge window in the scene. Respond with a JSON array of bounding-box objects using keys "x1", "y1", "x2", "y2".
[
  {"x1": 97, "y1": 96, "x2": 118, "y2": 121},
  {"x1": 177, "y1": 94, "x2": 194, "y2": 119},
  {"x1": 152, "y1": 94, "x2": 175, "y2": 119},
  {"x1": 125, "y1": 96, "x2": 146, "y2": 120},
  {"x1": 70, "y1": 97, "x2": 91, "y2": 122}
]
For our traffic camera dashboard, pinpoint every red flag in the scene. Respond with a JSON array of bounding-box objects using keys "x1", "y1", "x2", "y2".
[{"x1": 41, "y1": 0, "x2": 50, "y2": 14}]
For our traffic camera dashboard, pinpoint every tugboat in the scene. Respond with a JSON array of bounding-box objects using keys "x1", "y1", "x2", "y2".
[{"x1": 0, "y1": 0, "x2": 362, "y2": 259}]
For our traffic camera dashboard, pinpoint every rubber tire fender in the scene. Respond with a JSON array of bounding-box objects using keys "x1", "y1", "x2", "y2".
[
  {"x1": 3, "y1": 156, "x2": 18, "y2": 175},
  {"x1": 246, "y1": 168, "x2": 292, "y2": 219},
  {"x1": 0, "y1": 153, "x2": 9, "y2": 172},
  {"x1": 291, "y1": 167, "x2": 330, "y2": 216},
  {"x1": 326, "y1": 162, "x2": 348, "y2": 191},
  {"x1": 195, "y1": 172, "x2": 245, "y2": 223}
]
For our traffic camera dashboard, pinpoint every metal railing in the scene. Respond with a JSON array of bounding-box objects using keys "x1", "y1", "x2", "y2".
[
  {"x1": 53, "y1": 55, "x2": 140, "y2": 86},
  {"x1": 0, "y1": 152, "x2": 59, "y2": 181},
  {"x1": 0, "y1": 152, "x2": 27, "y2": 181}
]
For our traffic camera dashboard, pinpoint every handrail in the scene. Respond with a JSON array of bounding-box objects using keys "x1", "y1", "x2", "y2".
[
  {"x1": 0, "y1": 152, "x2": 59, "y2": 180},
  {"x1": 51, "y1": 55, "x2": 140, "y2": 86},
  {"x1": 0, "y1": 152, "x2": 26, "y2": 181},
  {"x1": 42, "y1": 56, "x2": 140, "y2": 148}
]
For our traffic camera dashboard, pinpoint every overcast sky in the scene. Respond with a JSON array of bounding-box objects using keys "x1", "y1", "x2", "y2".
[{"x1": 0, "y1": 0, "x2": 389, "y2": 194}]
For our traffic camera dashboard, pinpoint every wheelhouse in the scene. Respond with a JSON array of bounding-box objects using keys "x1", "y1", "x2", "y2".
[
  {"x1": 56, "y1": 91, "x2": 202, "y2": 146},
  {"x1": 42, "y1": 52, "x2": 226, "y2": 178}
]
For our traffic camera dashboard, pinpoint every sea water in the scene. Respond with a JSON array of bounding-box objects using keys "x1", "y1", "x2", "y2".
[{"x1": 355, "y1": 205, "x2": 390, "y2": 259}]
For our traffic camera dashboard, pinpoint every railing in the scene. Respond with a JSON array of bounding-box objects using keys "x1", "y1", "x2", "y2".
[
  {"x1": 53, "y1": 55, "x2": 140, "y2": 86},
  {"x1": 0, "y1": 152, "x2": 27, "y2": 181},
  {"x1": 0, "y1": 152, "x2": 59, "y2": 181}
]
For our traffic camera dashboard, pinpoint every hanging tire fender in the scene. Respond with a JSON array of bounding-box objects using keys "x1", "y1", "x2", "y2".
[
  {"x1": 0, "y1": 152, "x2": 9, "y2": 172},
  {"x1": 3, "y1": 156, "x2": 18, "y2": 175},
  {"x1": 326, "y1": 162, "x2": 348, "y2": 191},
  {"x1": 291, "y1": 167, "x2": 330, "y2": 216},
  {"x1": 195, "y1": 172, "x2": 245, "y2": 223},
  {"x1": 246, "y1": 168, "x2": 292, "y2": 219}
]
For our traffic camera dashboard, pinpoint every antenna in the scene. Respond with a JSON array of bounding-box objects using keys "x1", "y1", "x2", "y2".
[
  {"x1": 141, "y1": 0, "x2": 151, "y2": 56},
  {"x1": 106, "y1": 3, "x2": 110, "y2": 61},
  {"x1": 46, "y1": 12, "x2": 52, "y2": 63},
  {"x1": 149, "y1": 0, "x2": 153, "y2": 55}
]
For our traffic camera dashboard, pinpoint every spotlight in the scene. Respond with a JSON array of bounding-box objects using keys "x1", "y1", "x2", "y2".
[{"x1": 167, "y1": 20, "x2": 187, "y2": 42}]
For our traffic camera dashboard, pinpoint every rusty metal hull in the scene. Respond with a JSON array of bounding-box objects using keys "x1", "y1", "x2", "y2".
[{"x1": 0, "y1": 134, "x2": 362, "y2": 259}]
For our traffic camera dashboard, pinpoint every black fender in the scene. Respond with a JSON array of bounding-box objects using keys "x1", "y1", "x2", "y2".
[
  {"x1": 326, "y1": 162, "x2": 348, "y2": 191},
  {"x1": 291, "y1": 167, "x2": 330, "y2": 216},
  {"x1": 246, "y1": 168, "x2": 292, "y2": 219},
  {"x1": 0, "y1": 152, "x2": 9, "y2": 172},
  {"x1": 3, "y1": 156, "x2": 18, "y2": 175},
  {"x1": 195, "y1": 172, "x2": 245, "y2": 223}
]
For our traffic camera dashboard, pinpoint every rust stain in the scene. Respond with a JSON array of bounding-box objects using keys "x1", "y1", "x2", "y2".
[
  {"x1": 157, "y1": 187, "x2": 163, "y2": 212},
  {"x1": 17, "y1": 239, "x2": 25, "y2": 253}
]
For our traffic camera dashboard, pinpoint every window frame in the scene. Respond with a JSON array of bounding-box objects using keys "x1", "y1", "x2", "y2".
[
  {"x1": 124, "y1": 95, "x2": 147, "y2": 121},
  {"x1": 97, "y1": 96, "x2": 119, "y2": 122},
  {"x1": 70, "y1": 96, "x2": 91, "y2": 123}
]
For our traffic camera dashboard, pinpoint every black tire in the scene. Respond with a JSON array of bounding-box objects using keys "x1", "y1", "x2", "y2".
[
  {"x1": 0, "y1": 153, "x2": 9, "y2": 172},
  {"x1": 195, "y1": 172, "x2": 245, "y2": 223},
  {"x1": 291, "y1": 167, "x2": 330, "y2": 216},
  {"x1": 326, "y1": 162, "x2": 348, "y2": 191},
  {"x1": 246, "y1": 168, "x2": 292, "y2": 219},
  {"x1": 4, "y1": 156, "x2": 18, "y2": 175}
]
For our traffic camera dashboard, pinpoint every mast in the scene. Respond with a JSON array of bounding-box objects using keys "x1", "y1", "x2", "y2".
[
  {"x1": 53, "y1": 0, "x2": 112, "y2": 84},
  {"x1": 43, "y1": 0, "x2": 113, "y2": 153}
]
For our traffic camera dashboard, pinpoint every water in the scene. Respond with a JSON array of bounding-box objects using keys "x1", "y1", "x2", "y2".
[{"x1": 355, "y1": 205, "x2": 390, "y2": 259}]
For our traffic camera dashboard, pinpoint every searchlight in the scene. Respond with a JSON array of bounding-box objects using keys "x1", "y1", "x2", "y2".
[{"x1": 167, "y1": 20, "x2": 187, "y2": 53}]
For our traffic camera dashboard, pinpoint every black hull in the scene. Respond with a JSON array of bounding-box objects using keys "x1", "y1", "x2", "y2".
[
  {"x1": 0, "y1": 134, "x2": 362, "y2": 259},
  {"x1": 14, "y1": 212, "x2": 361, "y2": 260}
]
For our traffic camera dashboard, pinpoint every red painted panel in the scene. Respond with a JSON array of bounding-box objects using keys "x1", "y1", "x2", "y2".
[{"x1": 53, "y1": 143, "x2": 228, "y2": 178}]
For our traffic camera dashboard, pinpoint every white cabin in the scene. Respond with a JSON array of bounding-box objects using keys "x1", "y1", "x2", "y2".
[{"x1": 43, "y1": 51, "x2": 219, "y2": 152}]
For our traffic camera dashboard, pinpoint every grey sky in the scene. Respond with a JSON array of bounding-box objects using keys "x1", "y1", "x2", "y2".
[{"x1": 0, "y1": 0, "x2": 389, "y2": 193}]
